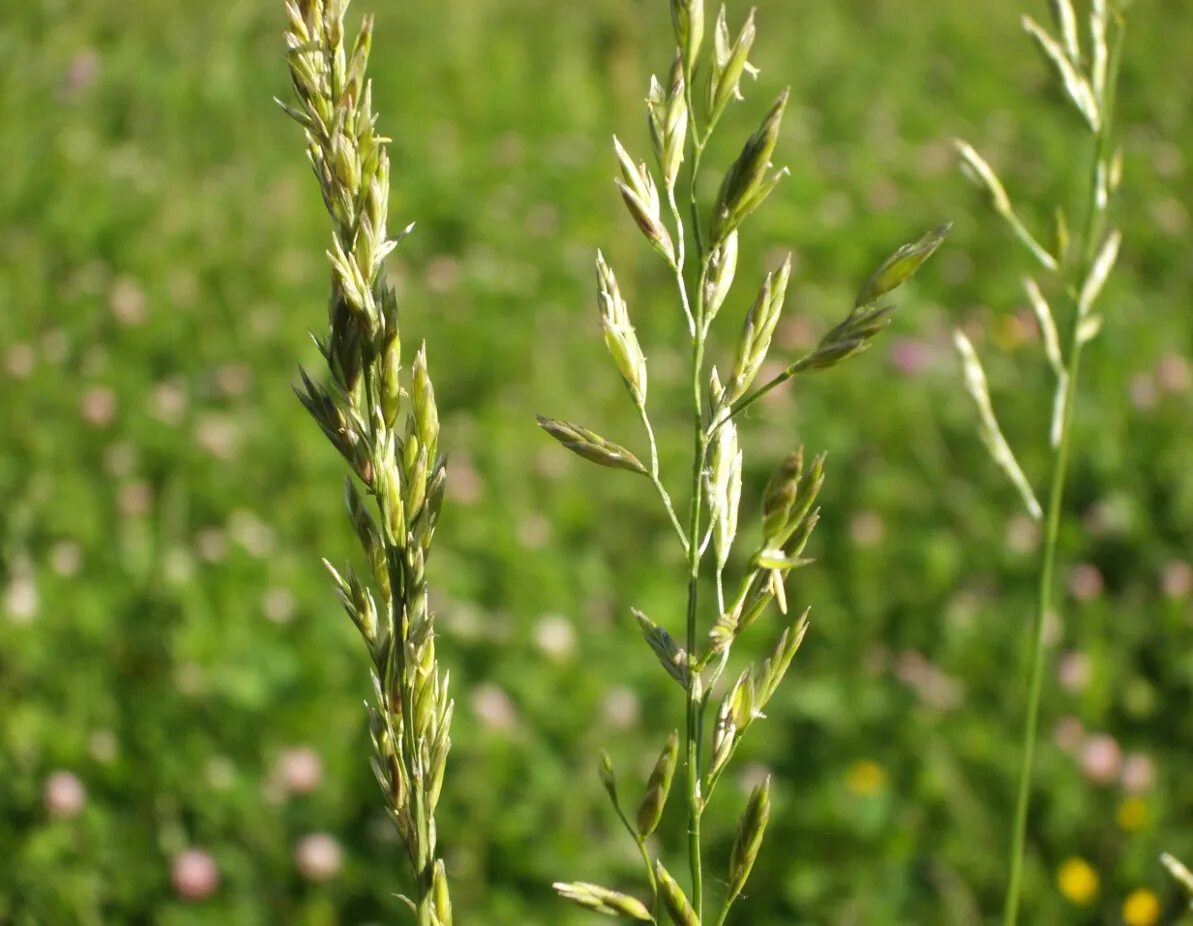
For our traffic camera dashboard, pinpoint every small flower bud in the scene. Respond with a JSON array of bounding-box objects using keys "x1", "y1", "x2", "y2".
[
  {"x1": 727, "y1": 668, "x2": 756, "y2": 730},
  {"x1": 598, "y1": 751, "x2": 618, "y2": 801},
  {"x1": 707, "y1": 379, "x2": 742, "y2": 567},
  {"x1": 710, "y1": 696, "x2": 737, "y2": 779}
]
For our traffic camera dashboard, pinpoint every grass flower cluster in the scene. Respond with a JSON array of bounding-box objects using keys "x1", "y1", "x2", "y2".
[
  {"x1": 281, "y1": 1, "x2": 452, "y2": 922},
  {"x1": 542, "y1": 2, "x2": 946, "y2": 922},
  {"x1": 951, "y1": 1, "x2": 1128, "y2": 922}
]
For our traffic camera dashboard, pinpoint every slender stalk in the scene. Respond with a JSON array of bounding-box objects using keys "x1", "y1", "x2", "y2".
[
  {"x1": 1001, "y1": 346, "x2": 1079, "y2": 926},
  {"x1": 682, "y1": 278, "x2": 708, "y2": 922},
  {"x1": 637, "y1": 837, "x2": 661, "y2": 920},
  {"x1": 1001, "y1": 17, "x2": 1124, "y2": 923},
  {"x1": 636, "y1": 400, "x2": 689, "y2": 550},
  {"x1": 676, "y1": 62, "x2": 713, "y2": 902}
]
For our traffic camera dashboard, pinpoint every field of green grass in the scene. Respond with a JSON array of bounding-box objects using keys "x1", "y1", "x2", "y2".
[{"x1": 2, "y1": 0, "x2": 1191, "y2": 922}]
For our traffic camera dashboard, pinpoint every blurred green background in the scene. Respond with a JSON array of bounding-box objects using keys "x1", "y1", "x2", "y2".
[{"x1": 2, "y1": 0, "x2": 1191, "y2": 922}]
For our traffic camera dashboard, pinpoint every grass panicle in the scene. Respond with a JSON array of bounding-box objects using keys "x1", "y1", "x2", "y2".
[
  {"x1": 544, "y1": 2, "x2": 947, "y2": 921},
  {"x1": 281, "y1": 1, "x2": 452, "y2": 922},
  {"x1": 951, "y1": 2, "x2": 1128, "y2": 923}
]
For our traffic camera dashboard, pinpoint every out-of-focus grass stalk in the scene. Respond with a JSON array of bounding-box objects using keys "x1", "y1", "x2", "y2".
[
  {"x1": 952, "y1": 3, "x2": 1127, "y2": 922},
  {"x1": 1003, "y1": 16, "x2": 1125, "y2": 926},
  {"x1": 1162, "y1": 853, "x2": 1193, "y2": 908}
]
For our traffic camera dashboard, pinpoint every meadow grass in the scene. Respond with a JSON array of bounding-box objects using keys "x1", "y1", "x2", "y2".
[
  {"x1": 543, "y1": 3, "x2": 946, "y2": 922},
  {"x1": 282, "y1": 1, "x2": 452, "y2": 921},
  {"x1": 950, "y1": 1, "x2": 1131, "y2": 921},
  {"x1": 1, "y1": 0, "x2": 1191, "y2": 922}
]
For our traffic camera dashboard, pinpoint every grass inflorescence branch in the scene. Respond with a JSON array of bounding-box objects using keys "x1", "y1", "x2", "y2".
[
  {"x1": 544, "y1": 1, "x2": 947, "y2": 922},
  {"x1": 951, "y1": 2, "x2": 1128, "y2": 923},
  {"x1": 280, "y1": 2, "x2": 453, "y2": 923}
]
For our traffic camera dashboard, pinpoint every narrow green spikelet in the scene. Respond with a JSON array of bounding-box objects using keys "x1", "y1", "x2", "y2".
[
  {"x1": 703, "y1": 230, "x2": 739, "y2": 321},
  {"x1": 953, "y1": 330, "x2": 1043, "y2": 520},
  {"x1": 671, "y1": 0, "x2": 705, "y2": 74},
  {"x1": 648, "y1": 61, "x2": 690, "y2": 193},
  {"x1": 1022, "y1": 15, "x2": 1100, "y2": 130},
  {"x1": 536, "y1": 416, "x2": 648, "y2": 475},
  {"x1": 597, "y1": 252, "x2": 650, "y2": 403},
  {"x1": 734, "y1": 255, "x2": 790, "y2": 385},
  {"x1": 553, "y1": 882, "x2": 654, "y2": 921},
  {"x1": 727, "y1": 776, "x2": 771, "y2": 904},
  {"x1": 636, "y1": 731, "x2": 679, "y2": 837},
  {"x1": 758, "y1": 609, "x2": 810, "y2": 707},
  {"x1": 655, "y1": 862, "x2": 699, "y2": 926},
  {"x1": 761, "y1": 448, "x2": 803, "y2": 542},
  {"x1": 855, "y1": 223, "x2": 952, "y2": 309},
  {"x1": 432, "y1": 860, "x2": 453, "y2": 926},
  {"x1": 711, "y1": 90, "x2": 790, "y2": 242},
  {"x1": 706, "y1": 6, "x2": 758, "y2": 122},
  {"x1": 633, "y1": 608, "x2": 689, "y2": 686}
]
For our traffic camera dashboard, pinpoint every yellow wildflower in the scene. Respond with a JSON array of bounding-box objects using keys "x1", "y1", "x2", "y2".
[
  {"x1": 1122, "y1": 888, "x2": 1161, "y2": 926},
  {"x1": 1057, "y1": 857, "x2": 1099, "y2": 905},
  {"x1": 1115, "y1": 797, "x2": 1148, "y2": 832},
  {"x1": 845, "y1": 760, "x2": 885, "y2": 796}
]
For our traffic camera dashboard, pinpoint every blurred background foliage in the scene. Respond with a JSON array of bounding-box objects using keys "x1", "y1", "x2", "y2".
[{"x1": 1, "y1": 0, "x2": 1191, "y2": 923}]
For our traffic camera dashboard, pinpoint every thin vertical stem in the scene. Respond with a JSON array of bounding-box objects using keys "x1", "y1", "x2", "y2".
[
  {"x1": 636, "y1": 400, "x2": 690, "y2": 550},
  {"x1": 683, "y1": 318, "x2": 708, "y2": 922},
  {"x1": 1001, "y1": 351, "x2": 1078, "y2": 926},
  {"x1": 1002, "y1": 21, "x2": 1123, "y2": 922},
  {"x1": 671, "y1": 137, "x2": 709, "y2": 917}
]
